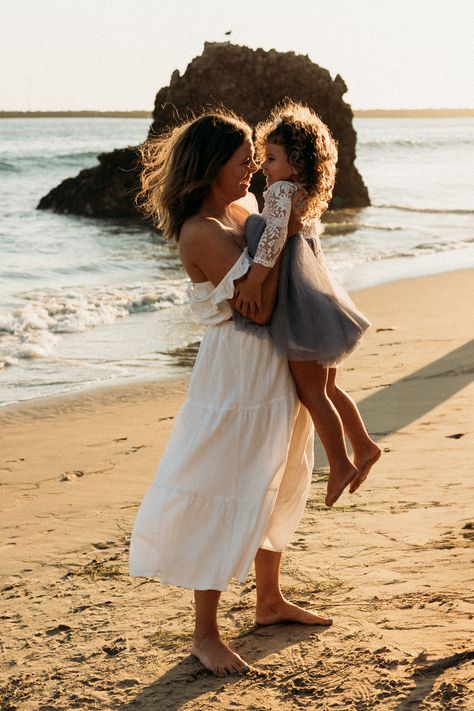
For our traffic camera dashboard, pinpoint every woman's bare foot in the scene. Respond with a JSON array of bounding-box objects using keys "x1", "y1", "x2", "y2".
[
  {"x1": 325, "y1": 461, "x2": 358, "y2": 507},
  {"x1": 350, "y1": 443, "x2": 382, "y2": 494},
  {"x1": 191, "y1": 634, "x2": 249, "y2": 676},
  {"x1": 256, "y1": 597, "x2": 333, "y2": 626}
]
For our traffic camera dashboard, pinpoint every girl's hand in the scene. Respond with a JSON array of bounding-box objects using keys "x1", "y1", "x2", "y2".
[{"x1": 235, "y1": 279, "x2": 263, "y2": 317}]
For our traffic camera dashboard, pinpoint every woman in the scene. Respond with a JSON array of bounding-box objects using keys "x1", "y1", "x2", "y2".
[{"x1": 129, "y1": 110, "x2": 332, "y2": 676}]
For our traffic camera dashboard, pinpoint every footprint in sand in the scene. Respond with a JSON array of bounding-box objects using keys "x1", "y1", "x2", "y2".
[
  {"x1": 117, "y1": 679, "x2": 140, "y2": 688},
  {"x1": 124, "y1": 445, "x2": 147, "y2": 455},
  {"x1": 290, "y1": 537, "x2": 308, "y2": 551},
  {"x1": 72, "y1": 604, "x2": 90, "y2": 613},
  {"x1": 91, "y1": 541, "x2": 115, "y2": 550},
  {"x1": 102, "y1": 637, "x2": 127, "y2": 656},
  {"x1": 45, "y1": 624, "x2": 72, "y2": 636},
  {"x1": 462, "y1": 522, "x2": 474, "y2": 542},
  {"x1": 59, "y1": 470, "x2": 84, "y2": 482}
]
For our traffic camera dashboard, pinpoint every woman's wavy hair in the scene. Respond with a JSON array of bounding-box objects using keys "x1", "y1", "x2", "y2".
[
  {"x1": 136, "y1": 108, "x2": 252, "y2": 240},
  {"x1": 255, "y1": 100, "x2": 338, "y2": 220}
]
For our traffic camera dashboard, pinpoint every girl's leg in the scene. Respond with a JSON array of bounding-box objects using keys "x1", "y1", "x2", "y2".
[
  {"x1": 326, "y1": 368, "x2": 381, "y2": 493},
  {"x1": 191, "y1": 589, "x2": 248, "y2": 675},
  {"x1": 255, "y1": 548, "x2": 332, "y2": 625},
  {"x1": 289, "y1": 360, "x2": 358, "y2": 506}
]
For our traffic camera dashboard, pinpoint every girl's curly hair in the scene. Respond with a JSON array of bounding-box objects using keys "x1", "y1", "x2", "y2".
[
  {"x1": 136, "y1": 109, "x2": 252, "y2": 240},
  {"x1": 255, "y1": 100, "x2": 338, "y2": 221}
]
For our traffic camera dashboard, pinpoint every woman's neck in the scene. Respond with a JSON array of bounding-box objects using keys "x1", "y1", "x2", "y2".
[{"x1": 200, "y1": 187, "x2": 234, "y2": 220}]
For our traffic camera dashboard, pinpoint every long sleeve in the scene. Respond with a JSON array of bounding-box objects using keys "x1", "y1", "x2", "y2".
[{"x1": 253, "y1": 181, "x2": 298, "y2": 268}]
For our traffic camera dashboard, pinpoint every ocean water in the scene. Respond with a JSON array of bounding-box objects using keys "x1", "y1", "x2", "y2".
[{"x1": 1, "y1": 117, "x2": 473, "y2": 406}]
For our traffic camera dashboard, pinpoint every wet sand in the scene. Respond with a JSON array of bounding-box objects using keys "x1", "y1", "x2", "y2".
[{"x1": 1, "y1": 270, "x2": 473, "y2": 710}]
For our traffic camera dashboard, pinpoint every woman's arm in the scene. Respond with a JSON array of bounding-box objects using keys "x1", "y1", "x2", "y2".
[{"x1": 230, "y1": 253, "x2": 282, "y2": 325}]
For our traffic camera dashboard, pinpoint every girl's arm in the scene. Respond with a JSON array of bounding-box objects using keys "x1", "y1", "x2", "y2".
[
  {"x1": 235, "y1": 182, "x2": 300, "y2": 316},
  {"x1": 254, "y1": 181, "x2": 296, "y2": 266}
]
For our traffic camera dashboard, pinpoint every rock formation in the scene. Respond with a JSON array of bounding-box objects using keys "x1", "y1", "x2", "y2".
[
  {"x1": 38, "y1": 148, "x2": 140, "y2": 218},
  {"x1": 38, "y1": 43, "x2": 370, "y2": 218}
]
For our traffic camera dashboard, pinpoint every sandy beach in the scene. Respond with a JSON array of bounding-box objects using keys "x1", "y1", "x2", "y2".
[{"x1": 1, "y1": 269, "x2": 473, "y2": 710}]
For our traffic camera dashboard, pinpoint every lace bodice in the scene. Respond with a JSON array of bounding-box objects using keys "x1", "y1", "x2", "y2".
[
  {"x1": 253, "y1": 181, "x2": 320, "y2": 267},
  {"x1": 187, "y1": 250, "x2": 252, "y2": 325}
]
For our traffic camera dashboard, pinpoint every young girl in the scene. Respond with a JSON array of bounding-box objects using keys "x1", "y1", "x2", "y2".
[{"x1": 235, "y1": 101, "x2": 381, "y2": 507}]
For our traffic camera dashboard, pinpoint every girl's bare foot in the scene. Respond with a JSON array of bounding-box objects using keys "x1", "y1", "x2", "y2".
[
  {"x1": 350, "y1": 443, "x2": 382, "y2": 493},
  {"x1": 325, "y1": 461, "x2": 358, "y2": 507},
  {"x1": 191, "y1": 634, "x2": 249, "y2": 676},
  {"x1": 256, "y1": 597, "x2": 333, "y2": 626}
]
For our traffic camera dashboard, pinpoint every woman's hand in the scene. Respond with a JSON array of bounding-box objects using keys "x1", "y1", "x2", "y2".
[{"x1": 235, "y1": 279, "x2": 262, "y2": 317}]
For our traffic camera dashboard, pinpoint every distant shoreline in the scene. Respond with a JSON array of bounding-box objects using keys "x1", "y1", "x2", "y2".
[
  {"x1": 1, "y1": 109, "x2": 474, "y2": 119},
  {"x1": 354, "y1": 109, "x2": 474, "y2": 118},
  {"x1": 0, "y1": 111, "x2": 152, "y2": 119}
]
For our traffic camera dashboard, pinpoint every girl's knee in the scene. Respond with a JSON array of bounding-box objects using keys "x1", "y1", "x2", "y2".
[{"x1": 297, "y1": 385, "x2": 331, "y2": 410}]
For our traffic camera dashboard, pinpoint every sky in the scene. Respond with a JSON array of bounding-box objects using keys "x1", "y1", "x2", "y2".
[{"x1": 2, "y1": 0, "x2": 473, "y2": 111}]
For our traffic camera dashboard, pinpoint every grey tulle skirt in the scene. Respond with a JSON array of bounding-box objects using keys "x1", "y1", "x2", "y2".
[{"x1": 234, "y1": 214, "x2": 371, "y2": 367}]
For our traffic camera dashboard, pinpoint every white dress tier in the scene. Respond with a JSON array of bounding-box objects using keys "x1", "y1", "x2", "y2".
[{"x1": 129, "y1": 250, "x2": 314, "y2": 591}]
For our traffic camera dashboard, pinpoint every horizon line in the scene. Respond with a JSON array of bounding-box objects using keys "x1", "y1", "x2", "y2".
[{"x1": 1, "y1": 108, "x2": 474, "y2": 118}]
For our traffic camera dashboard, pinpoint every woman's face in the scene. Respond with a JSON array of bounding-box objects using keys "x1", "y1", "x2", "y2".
[{"x1": 214, "y1": 138, "x2": 257, "y2": 202}]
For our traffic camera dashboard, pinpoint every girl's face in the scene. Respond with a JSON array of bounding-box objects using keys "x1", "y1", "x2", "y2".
[
  {"x1": 261, "y1": 142, "x2": 295, "y2": 187},
  {"x1": 214, "y1": 138, "x2": 257, "y2": 202}
]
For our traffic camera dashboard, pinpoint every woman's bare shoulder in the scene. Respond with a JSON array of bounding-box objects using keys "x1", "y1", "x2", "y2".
[
  {"x1": 179, "y1": 214, "x2": 242, "y2": 285},
  {"x1": 180, "y1": 214, "x2": 226, "y2": 248}
]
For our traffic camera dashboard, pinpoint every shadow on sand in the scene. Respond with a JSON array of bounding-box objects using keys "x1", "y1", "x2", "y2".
[
  {"x1": 119, "y1": 622, "x2": 329, "y2": 710},
  {"x1": 394, "y1": 650, "x2": 474, "y2": 710},
  {"x1": 358, "y1": 339, "x2": 474, "y2": 438}
]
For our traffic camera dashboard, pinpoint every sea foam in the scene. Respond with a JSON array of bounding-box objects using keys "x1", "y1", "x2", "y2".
[{"x1": 0, "y1": 280, "x2": 188, "y2": 362}]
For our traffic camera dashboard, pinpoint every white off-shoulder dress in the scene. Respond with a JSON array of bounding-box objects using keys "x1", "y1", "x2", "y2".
[{"x1": 129, "y1": 249, "x2": 314, "y2": 592}]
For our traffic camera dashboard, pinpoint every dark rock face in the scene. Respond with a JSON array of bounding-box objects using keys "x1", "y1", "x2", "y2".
[
  {"x1": 38, "y1": 148, "x2": 140, "y2": 218},
  {"x1": 38, "y1": 43, "x2": 370, "y2": 218}
]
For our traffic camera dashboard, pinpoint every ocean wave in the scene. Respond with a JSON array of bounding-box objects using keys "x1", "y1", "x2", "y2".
[
  {"x1": 55, "y1": 151, "x2": 102, "y2": 161},
  {"x1": 359, "y1": 138, "x2": 474, "y2": 148},
  {"x1": 7, "y1": 151, "x2": 102, "y2": 171},
  {"x1": 0, "y1": 280, "x2": 188, "y2": 361},
  {"x1": 413, "y1": 240, "x2": 469, "y2": 253},
  {"x1": 373, "y1": 204, "x2": 474, "y2": 216},
  {"x1": 324, "y1": 222, "x2": 404, "y2": 234},
  {"x1": 0, "y1": 160, "x2": 19, "y2": 172}
]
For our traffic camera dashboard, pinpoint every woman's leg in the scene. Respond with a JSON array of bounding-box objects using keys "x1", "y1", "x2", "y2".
[
  {"x1": 191, "y1": 589, "x2": 248, "y2": 675},
  {"x1": 289, "y1": 360, "x2": 357, "y2": 506},
  {"x1": 255, "y1": 548, "x2": 332, "y2": 625},
  {"x1": 326, "y1": 368, "x2": 381, "y2": 493}
]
